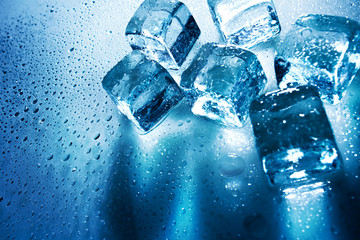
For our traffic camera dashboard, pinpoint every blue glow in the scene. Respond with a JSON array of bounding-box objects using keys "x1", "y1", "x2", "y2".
[{"x1": 282, "y1": 182, "x2": 332, "y2": 240}]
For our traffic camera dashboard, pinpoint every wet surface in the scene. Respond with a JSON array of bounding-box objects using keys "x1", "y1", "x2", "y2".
[{"x1": 1, "y1": 0, "x2": 360, "y2": 239}]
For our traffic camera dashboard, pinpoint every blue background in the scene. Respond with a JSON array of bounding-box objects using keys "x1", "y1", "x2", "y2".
[{"x1": 1, "y1": 0, "x2": 360, "y2": 239}]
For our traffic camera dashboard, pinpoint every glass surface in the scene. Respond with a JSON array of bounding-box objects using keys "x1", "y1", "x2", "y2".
[{"x1": 1, "y1": 0, "x2": 360, "y2": 239}]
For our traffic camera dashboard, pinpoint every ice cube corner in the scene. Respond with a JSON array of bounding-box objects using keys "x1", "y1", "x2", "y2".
[{"x1": 125, "y1": 0, "x2": 201, "y2": 70}]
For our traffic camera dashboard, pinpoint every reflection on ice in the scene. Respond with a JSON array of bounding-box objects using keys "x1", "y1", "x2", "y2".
[
  {"x1": 283, "y1": 181, "x2": 325, "y2": 200},
  {"x1": 250, "y1": 86, "x2": 343, "y2": 187}
]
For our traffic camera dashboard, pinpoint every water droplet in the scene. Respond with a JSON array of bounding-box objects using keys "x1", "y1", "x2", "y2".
[
  {"x1": 181, "y1": 208, "x2": 186, "y2": 215},
  {"x1": 94, "y1": 133, "x2": 100, "y2": 140},
  {"x1": 124, "y1": 146, "x2": 134, "y2": 157},
  {"x1": 63, "y1": 154, "x2": 70, "y2": 161},
  {"x1": 219, "y1": 154, "x2": 245, "y2": 177},
  {"x1": 180, "y1": 160, "x2": 187, "y2": 168},
  {"x1": 300, "y1": 29, "x2": 312, "y2": 37}
]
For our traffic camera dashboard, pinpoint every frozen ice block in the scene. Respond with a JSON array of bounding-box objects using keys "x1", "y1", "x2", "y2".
[
  {"x1": 275, "y1": 14, "x2": 360, "y2": 104},
  {"x1": 125, "y1": 0, "x2": 201, "y2": 69},
  {"x1": 250, "y1": 86, "x2": 342, "y2": 187},
  {"x1": 207, "y1": 0, "x2": 281, "y2": 47},
  {"x1": 102, "y1": 51, "x2": 184, "y2": 133},
  {"x1": 181, "y1": 43, "x2": 267, "y2": 127}
]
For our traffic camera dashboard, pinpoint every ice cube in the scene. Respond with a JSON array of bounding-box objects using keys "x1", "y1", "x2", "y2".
[
  {"x1": 275, "y1": 14, "x2": 360, "y2": 104},
  {"x1": 207, "y1": 0, "x2": 281, "y2": 48},
  {"x1": 181, "y1": 43, "x2": 267, "y2": 127},
  {"x1": 102, "y1": 51, "x2": 184, "y2": 133},
  {"x1": 125, "y1": 0, "x2": 201, "y2": 70},
  {"x1": 250, "y1": 86, "x2": 342, "y2": 187}
]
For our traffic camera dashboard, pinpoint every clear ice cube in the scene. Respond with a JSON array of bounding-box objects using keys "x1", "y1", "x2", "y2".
[
  {"x1": 102, "y1": 51, "x2": 184, "y2": 133},
  {"x1": 250, "y1": 86, "x2": 342, "y2": 187},
  {"x1": 207, "y1": 0, "x2": 281, "y2": 47},
  {"x1": 275, "y1": 14, "x2": 360, "y2": 104},
  {"x1": 125, "y1": 0, "x2": 201, "y2": 70},
  {"x1": 181, "y1": 43, "x2": 267, "y2": 127}
]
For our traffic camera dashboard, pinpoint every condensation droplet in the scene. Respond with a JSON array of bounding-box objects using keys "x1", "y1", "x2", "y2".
[
  {"x1": 124, "y1": 146, "x2": 134, "y2": 157},
  {"x1": 219, "y1": 154, "x2": 246, "y2": 177},
  {"x1": 63, "y1": 154, "x2": 70, "y2": 161},
  {"x1": 94, "y1": 133, "x2": 100, "y2": 140}
]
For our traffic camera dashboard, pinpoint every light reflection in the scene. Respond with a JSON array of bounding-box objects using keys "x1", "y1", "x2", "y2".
[
  {"x1": 281, "y1": 182, "x2": 332, "y2": 239},
  {"x1": 286, "y1": 148, "x2": 304, "y2": 163},
  {"x1": 283, "y1": 182, "x2": 325, "y2": 200},
  {"x1": 170, "y1": 184, "x2": 197, "y2": 239},
  {"x1": 289, "y1": 170, "x2": 307, "y2": 180},
  {"x1": 132, "y1": 115, "x2": 199, "y2": 239},
  {"x1": 320, "y1": 147, "x2": 338, "y2": 164},
  {"x1": 220, "y1": 126, "x2": 255, "y2": 150},
  {"x1": 133, "y1": 114, "x2": 187, "y2": 191},
  {"x1": 225, "y1": 179, "x2": 242, "y2": 191}
]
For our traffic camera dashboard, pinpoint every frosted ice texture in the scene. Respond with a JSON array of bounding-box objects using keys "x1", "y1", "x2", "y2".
[
  {"x1": 102, "y1": 51, "x2": 183, "y2": 133},
  {"x1": 181, "y1": 43, "x2": 267, "y2": 127},
  {"x1": 125, "y1": 0, "x2": 201, "y2": 70},
  {"x1": 250, "y1": 86, "x2": 342, "y2": 187},
  {"x1": 275, "y1": 14, "x2": 360, "y2": 104},
  {"x1": 207, "y1": 0, "x2": 280, "y2": 48}
]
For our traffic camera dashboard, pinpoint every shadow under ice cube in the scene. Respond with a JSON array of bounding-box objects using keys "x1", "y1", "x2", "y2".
[
  {"x1": 250, "y1": 86, "x2": 342, "y2": 187},
  {"x1": 181, "y1": 43, "x2": 267, "y2": 127},
  {"x1": 102, "y1": 51, "x2": 183, "y2": 133},
  {"x1": 275, "y1": 14, "x2": 360, "y2": 104},
  {"x1": 207, "y1": 0, "x2": 281, "y2": 48},
  {"x1": 125, "y1": 0, "x2": 201, "y2": 70}
]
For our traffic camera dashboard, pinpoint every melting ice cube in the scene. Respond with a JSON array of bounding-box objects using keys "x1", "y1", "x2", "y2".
[
  {"x1": 181, "y1": 43, "x2": 267, "y2": 127},
  {"x1": 102, "y1": 51, "x2": 184, "y2": 133},
  {"x1": 250, "y1": 85, "x2": 342, "y2": 187},
  {"x1": 207, "y1": 0, "x2": 281, "y2": 47},
  {"x1": 126, "y1": 0, "x2": 201, "y2": 70},
  {"x1": 275, "y1": 14, "x2": 360, "y2": 104}
]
